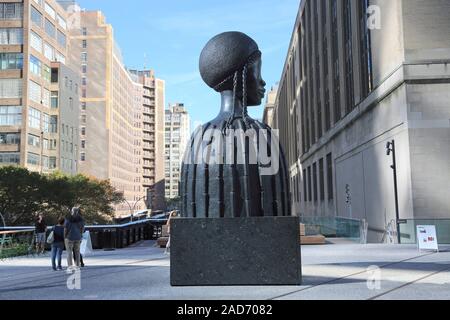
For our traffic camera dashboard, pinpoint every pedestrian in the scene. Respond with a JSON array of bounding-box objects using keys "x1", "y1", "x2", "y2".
[
  {"x1": 34, "y1": 214, "x2": 47, "y2": 255},
  {"x1": 64, "y1": 207, "x2": 85, "y2": 271},
  {"x1": 73, "y1": 248, "x2": 85, "y2": 267},
  {"x1": 164, "y1": 211, "x2": 177, "y2": 255},
  {"x1": 50, "y1": 217, "x2": 65, "y2": 271}
]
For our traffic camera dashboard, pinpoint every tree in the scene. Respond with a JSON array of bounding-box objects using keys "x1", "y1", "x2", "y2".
[{"x1": 0, "y1": 166, "x2": 124, "y2": 226}]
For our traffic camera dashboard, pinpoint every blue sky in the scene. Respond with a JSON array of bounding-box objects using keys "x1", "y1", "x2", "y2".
[{"x1": 76, "y1": 0, "x2": 300, "y2": 126}]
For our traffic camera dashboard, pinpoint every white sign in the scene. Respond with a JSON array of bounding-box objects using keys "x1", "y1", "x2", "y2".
[{"x1": 417, "y1": 225, "x2": 439, "y2": 251}]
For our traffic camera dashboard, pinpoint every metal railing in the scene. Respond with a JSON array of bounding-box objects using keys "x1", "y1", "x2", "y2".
[{"x1": 0, "y1": 218, "x2": 168, "y2": 251}]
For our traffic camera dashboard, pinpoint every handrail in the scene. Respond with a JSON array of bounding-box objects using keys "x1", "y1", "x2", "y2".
[
  {"x1": 0, "y1": 218, "x2": 168, "y2": 231},
  {"x1": 0, "y1": 230, "x2": 34, "y2": 236}
]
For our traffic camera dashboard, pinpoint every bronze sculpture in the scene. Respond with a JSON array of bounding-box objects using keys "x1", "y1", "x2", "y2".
[{"x1": 180, "y1": 31, "x2": 291, "y2": 218}]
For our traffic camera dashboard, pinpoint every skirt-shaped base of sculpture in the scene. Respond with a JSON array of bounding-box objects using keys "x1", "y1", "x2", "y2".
[{"x1": 170, "y1": 217, "x2": 302, "y2": 286}]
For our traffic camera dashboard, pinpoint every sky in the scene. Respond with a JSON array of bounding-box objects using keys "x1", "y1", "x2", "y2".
[{"x1": 76, "y1": 0, "x2": 300, "y2": 126}]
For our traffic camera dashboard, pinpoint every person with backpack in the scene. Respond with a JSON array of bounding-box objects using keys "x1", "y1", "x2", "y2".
[
  {"x1": 49, "y1": 217, "x2": 65, "y2": 271},
  {"x1": 64, "y1": 207, "x2": 85, "y2": 271}
]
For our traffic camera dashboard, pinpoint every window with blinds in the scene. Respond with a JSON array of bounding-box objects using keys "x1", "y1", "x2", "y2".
[
  {"x1": 29, "y1": 80, "x2": 41, "y2": 103},
  {"x1": 44, "y1": 42, "x2": 55, "y2": 61},
  {"x1": 30, "y1": 31, "x2": 42, "y2": 52},
  {"x1": 0, "y1": 3, "x2": 23, "y2": 20},
  {"x1": 0, "y1": 79, "x2": 22, "y2": 98},
  {"x1": 0, "y1": 28, "x2": 23, "y2": 45},
  {"x1": 0, "y1": 105, "x2": 22, "y2": 126},
  {"x1": 0, "y1": 53, "x2": 23, "y2": 70},
  {"x1": 42, "y1": 88, "x2": 50, "y2": 107},
  {"x1": 28, "y1": 107, "x2": 41, "y2": 129}
]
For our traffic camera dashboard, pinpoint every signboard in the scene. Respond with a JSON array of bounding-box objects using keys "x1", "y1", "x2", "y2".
[{"x1": 417, "y1": 225, "x2": 439, "y2": 252}]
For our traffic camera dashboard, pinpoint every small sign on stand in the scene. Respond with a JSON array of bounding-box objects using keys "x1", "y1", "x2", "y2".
[{"x1": 416, "y1": 225, "x2": 439, "y2": 252}]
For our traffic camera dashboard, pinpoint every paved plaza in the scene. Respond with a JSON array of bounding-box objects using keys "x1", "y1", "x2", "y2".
[{"x1": 0, "y1": 241, "x2": 449, "y2": 300}]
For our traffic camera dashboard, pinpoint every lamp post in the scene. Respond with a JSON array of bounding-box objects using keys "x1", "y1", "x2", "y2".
[
  {"x1": 386, "y1": 140, "x2": 401, "y2": 244},
  {"x1": 123, "y1": 195, "x2": 147, "y2": 222}
]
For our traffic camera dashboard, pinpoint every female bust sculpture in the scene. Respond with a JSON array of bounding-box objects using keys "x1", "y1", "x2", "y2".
[{"x1": 180, "y1": 31, "x2": 291, "y2": 218}]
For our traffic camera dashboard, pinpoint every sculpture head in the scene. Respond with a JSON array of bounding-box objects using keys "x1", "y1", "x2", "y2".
[{"x1": 199, "y1": 32, "x2": 266, "y2": 107}]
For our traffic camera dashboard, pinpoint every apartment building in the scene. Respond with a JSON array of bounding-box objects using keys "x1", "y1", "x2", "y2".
[
  {"x1": 129, "y1": 69, "x2": 166, "y2": 212},
  {"x1": 273, "y1": 0, "x2": 450, "y2": 242},
  {"x1": 164, "y1": 103, "x2": 190, "y2": 200},
  {"x1": 60, "y1": 4, "x2": 145, "y2": 216},
  {"x1": 0, "y1": 0, "x2": 80, "y2": 174}
]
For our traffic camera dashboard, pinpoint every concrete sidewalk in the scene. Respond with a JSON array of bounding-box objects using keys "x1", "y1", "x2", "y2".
[{"x1": 0, "y1": 241, "x2": 449, "y2": 300}]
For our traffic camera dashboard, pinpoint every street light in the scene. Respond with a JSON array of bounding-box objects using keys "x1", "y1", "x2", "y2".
[
  {"x1": 123, "y1": 195, "x2": 147, "y2": 222},
  {"x1": 386, "y1": 140, "x2": 401, "y2": 244}
]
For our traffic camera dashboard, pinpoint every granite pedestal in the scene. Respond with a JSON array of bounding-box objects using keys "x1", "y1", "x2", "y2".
[{"x1": 170, "y1": 217, "x2": 302, "y2": 286}]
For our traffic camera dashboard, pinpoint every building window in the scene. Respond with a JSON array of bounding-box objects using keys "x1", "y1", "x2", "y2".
[
  {"x1": 343, "y1": 0, "x2": 354, "y2": 113},
  {"x1": 319, "y1": 158, "x2": 325, "y2": 201},
  {"x1": 81, "y1": 140, "x2": 86, "y2": 149},
  {"x1": 81, "y1": 127, "x2": 86, "y2": 136},
  {"x1": 312, "y1": 162, "x2": 318, "y2": 202},
  {"x1": 50, "y1": 116, "x2": 57, "y2": 133},
  {"x1": 326, "y1": 153, "x2": 334, "y2": 200},
  {"x1": 81, "y1": 102, "x2": 86, "y2": 111},
  {"x1": 57, "y1": 14, "x2": 66, "y2": 30},
  {"x1": 42, "y1": 88, "x2": 50, "y2": 107},
  {"x1": 82, "y1": 40, "x2": 87, "y2": 48},
  {"x1": 0, "y1": 105, "x2": 21, "y2": 125},
  {"x1": 49, "y1": 157, "x2": 57, "y2": 169},
  {"x1": 81, "y1": 52, "x2": 87, "y2": 62},
  {"x1": 0, "y1": 28, "x2": 22, "y2": 45},
  {"x1": 28, "y1": 134, "x2": 41, "y2": 148},
  {"x1": 82, "y1": 65, "x2": 87, "y2": 74},
  {"x1": 82, "y1": 27, "x2": 87, "y2": 36},
  {"x1": 80, "y1": 153, "x2": 86, "y2": 161},
  {"x1": 28, "y1": 107, "x2": 41, "y2": 129},
  {"x1": 0, "y1": 153, "x2": 19, "y2": 164},
  {"x1": 28, "y1": 80, "x2": 41, "y2": 103},
  {"x1": 331, "y1": 0, "x2": 341, "y2": 123},
  {"x1": 42, "y1": 64, "x2": 51, "y2": 82},
  {"x1": 303, "y1": 169, "x2": 307, "y2": 202},
  {"x1": 29, "y1": 55, "x2": 41, "y2": 77},
  {"x1": 30, "y1": 31, "x2": 42, "y2": 52},
  {"x1": 44, "y1": 42, "x2": 55, "y2": 61},
  {"x1": 55, "y1": 51, "x2": 65, "y2": 64},
  {"x1": 0, "y1": 53, "x2": 23, "y2": 70},
  {"x1": 81, "y1": 115, "x2": 86, "y2": 124},
  {"x1": 57, "y1": 30, "x2": 66, "y2": 47},
  {"x1": 0, "y1": 133, "x2": 20, "y2": 145},
  {"x1": 359, "y1": 0, "x2": 373, "y2": 98},
  {"x1": 82, "y1": 77, "x2": 87, "y2": 86},
  {"x1": 44, "y1": 2, "x2": 55, "y2": 19},
  {"x1": 51, "y1": 91, "x2": 58, "y2": 108},
  {"x1": 42, "y1": 113, "x2": 50, "y2": 133},
  {"x1": 0, "y1": 3, "x2": 23, "y2": 20},
  {"x1": 27, "y1": 152, "x2": 40, "y2": 166},
  {"x1": 30, "y1": 6, "x2": 42, "y2": 26},
  {"x1": 307, "y1": 166, "x2": 312, "y2": 202},
  {"x1": 45, "y1": 19, "x2": 55, "y2": 39}
]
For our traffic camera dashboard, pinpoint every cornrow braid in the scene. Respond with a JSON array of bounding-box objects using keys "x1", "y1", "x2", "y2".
[{"x1": 223, "y1": 71, "x2": 239, "y2": 135}]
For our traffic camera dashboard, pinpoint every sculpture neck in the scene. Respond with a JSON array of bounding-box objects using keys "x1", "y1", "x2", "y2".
[{"x1": 220, "y1": 90, "x2": 243, "y2": 116}]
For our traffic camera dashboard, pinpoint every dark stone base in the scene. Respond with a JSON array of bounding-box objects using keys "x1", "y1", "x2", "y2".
[{"x1": 170, "y1": 217, "x2": 302, "y2": 286}]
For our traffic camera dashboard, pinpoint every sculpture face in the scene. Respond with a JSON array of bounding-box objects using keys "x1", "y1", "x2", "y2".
[{"x1": 246, "y1": 57, "x2": 267, "y2": 107}]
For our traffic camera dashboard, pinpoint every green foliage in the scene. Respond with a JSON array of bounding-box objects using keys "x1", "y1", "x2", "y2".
[{"x1": 0, "y1": 166, "x2": 125, "y2": 226}]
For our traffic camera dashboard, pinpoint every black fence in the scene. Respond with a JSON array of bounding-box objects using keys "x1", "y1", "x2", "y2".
[{"x1": 0, "y1": 218, "x2": 168, "y2": 251}]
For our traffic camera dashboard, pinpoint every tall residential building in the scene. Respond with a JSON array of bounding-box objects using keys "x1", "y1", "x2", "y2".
[
  {"x1": 164, "y1": 103, "x2": 190, "y2": 199},
  {"x1": 129, "y1": 69, "x2": 166, "y2": 211},
  {"x1": 60, "y1": 4, "x2": 145, "y2": 217},
  {"x1": 0, "y1": 0, "x2": 80, "y2": 174},
  {"x1": 273, "y1": 0, "x2": 450, "y2": 243},
  {"x1": 262, "y1": 84, "x2": 278, "y2": 128}
]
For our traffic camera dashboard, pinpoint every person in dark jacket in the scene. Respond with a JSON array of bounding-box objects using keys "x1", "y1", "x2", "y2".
[
  {"x1": 64, "y1": 207, "x2": 85, "y2": 270},
  {"x1": 50, "y1": 217, "x2": 65, "y2": 271},
  {"x1": 35, "y1": 214, "x2": 47, "y2": 254}
]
